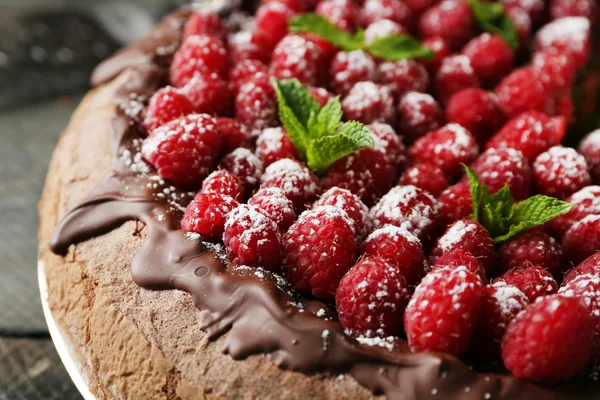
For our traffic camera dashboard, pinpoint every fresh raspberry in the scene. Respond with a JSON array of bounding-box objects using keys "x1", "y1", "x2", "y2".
[
  {"x1": 363, "y1": 19, "x2": 406, "y2": 45},
  {"x1": 494, "y1": 67, "x2": 553, "y2": 119},
  {"x1": 336, "y1": 257, "x2": 411, "y2": 337},
  {"x1": 531, "y1": 50, "x2": 577, "y2": 96},
  {"x1": 255, "y1": 127, "x2": 299, "y2": 167},
  {"x1": 248, "y1": 187, "x2": 296, "y2": 232},
  {"x1": 486, "y1": 111, "x2": 565, "y2": 162},
  {"x1": 142, "y1": 114, "x2": 221, "y2": 188},
  {"x1": 284, "y1": 205, "x2": 357, "y2": 299},
  {"x1": 551, "y1": 0, "x2": 598, "y2": 22},
  {"x1": 183, "y1": 73, "x2": 233, "y2": 116},
  {"x1": 468, "y1": 148, "x2": 531, "y2": 200},
  {"x1": 370, "y1": 185, "x2": 438, "y2": 242},
  {"x1": 223, "y1": 204, "x2": 284, "y2": 270},
  {"x1": 554, "y1": 93, "x2": 575, "y2": 122},
  {"x1": 500, "y1": 0, "x2": 545, "y2": 24},
  {"x1": 430, "y1": 219, "x2": 496, "y2": 276},
  {"x1": 342, "y1": 82, "x2": 396, "y2": 125},
  {"x1": 181, "y1": 192, "x2": 238, "y2": 240},
  {"x1": 462, "y1": 34, "x2": 515, "y2": 86},
  {"x1": 270, "y1": 34, "x2": 327, "y2": 86},
  {"x1": 471, "y1": 282, "x2": 529, "y2": 358},
  {"x1": 563, "y1": 252, "x2": 600, "y2": 284},
  {"x1": 263, "y1": 0, "x2": 305, "y2": 12},
  {"x1": 437, "y1": 183, "x2": 473, "y2": 228},
  {"x1": 431, "y1": 248, "x2": 487, "y2": 284},
  {"x1": 229, "y1": 60, "x2": 269, "y2": 95},
  {"x1": 215, "y1": 117, "x2": 250, "y2": 155},
  {"x1": 322, "y1": 146, "x2": 394, "y2": 206},
  {"x1": 399, "y1": 163, "x2": 448, "y2": 197},
  {"x1": 316, "y1": 0, "x2": 359, "y2": 31},
  {"x1": 404, "y1": 0, "x2": 438, "y2": 15},
  {"x1": 534, "y1": 17, "x2": 591, "y2": 70},
  {"x1": 505, "y1": 6, "x2": 532, "y2": 47},
  {"x1": 434, "y1": 55, "x2": 480, "y2": 104},
  {"x1": 578, "y1": 129, "x2": 600, "y2": 182},
  {"x1": 200, "y1": 170, "x2": 243, "y2": 200},
  {"x1": 378, "y1": 60, "x2": 429, "y2": 101},
  {"x1": 308, "y1": 86, "x2": 335, "y2": 107},
  {"x1": 404, "y1": 266, "x2": 484, "y2": 356},
  {"x1": 396, "y1": 92, "x2": 444, "y2": 142},
  {"x1": 563, "y1": 215, "x2": 600, "y2": 266},
  {"x1": 498, "y1": 231, "x2": 564, "y2": 277},
  {"x1": 235, "y1": 73, "x2": 278, "y2": 137},
  {"x1": 221, "y1": 147, "x2": 264, "y2": 189},
  {"x1": 533, "y1": 146, "x2": 591, "y2": 199},
  {"x1": 329, "y1": 50, "x2": 378, "y2": 96},
  {"x1": 253, "y1": 2, "x2": 296, "y2": 49},
  {"x1": 548, "y1": 186, "x2": 600, "y2": 238},
  {"x1": 445, "y1": 89, "x2": 506, "y2": 146},
  {"x1": 260, "y1": 158, "x2": 321, "y2": 211},
  {"x1": 170, "y1": 35, "x2": 229, "y2": 88},
  {"x1": 418, "y1": 0, "x2": 475, "y2": 50},
  {"x1": 361, "y1": 0, "x2": 413, "y2": 30},
  {"x1": 183, "y1": 11, "x2": 228, "y2": 45},
  {"x1": 501, "y1": 294, "x2": 594, "y2": 383},
  {"x1": 143, "y1": 87, "x2": 194, "y2": 133},
  {"x1": 408, "y1": 123, "x2": 479, "y2": 179},
  {"x1": 361, "y1": 225, "x2": 425, "y2": 285},
  {"x1": 229, "y1": 31, "x2": 272, "y2": 65},
  {"x1": 368, "y1": 122, "x2": 406, "y2": 167},
  {"x1": 495, "y1": 266, "x2": 558, "y2": 302},
  {"x1": 419, "y1": 36, "x2": 450, "y2": 74},
  {"x1": 314, "y1": 187, "x2": 373, "y2": 239}
]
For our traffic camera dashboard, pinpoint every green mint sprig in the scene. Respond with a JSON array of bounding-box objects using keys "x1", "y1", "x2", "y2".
[
  {"x1": 272, "y1": 78, "x2": 373, "y2": 173},
  {"x1": 289, "y1": 13, "x2": 434, "y2": 61},
  {"x1": 468, "y1": 0, "x2": 519, "y2": 49},
  {"x1": 464, "y1": 165, "x2": 573, "y2": 243}
]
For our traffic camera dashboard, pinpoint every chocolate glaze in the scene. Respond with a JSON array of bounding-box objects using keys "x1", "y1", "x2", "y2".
[{"x1": 49, "y1": 4, "x2": 600, "y2": 400}]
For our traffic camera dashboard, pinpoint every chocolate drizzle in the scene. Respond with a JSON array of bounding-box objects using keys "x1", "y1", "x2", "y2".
[{"x1": 49, "y1": 5, "x2": 599, "y2": 400}]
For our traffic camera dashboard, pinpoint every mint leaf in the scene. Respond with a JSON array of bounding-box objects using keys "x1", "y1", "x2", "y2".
[
  {"x1": 463, "y1": 165, "x2": 489, "y2": 221},
  {"x1": 366, "y1": 35, "x2": 434, "y2": 61},
  {"x1": 309, "y1": 96, "x2": 343, "y2": 139},
  {"x1": 289, "y1": 13, "x2": 363, "y2": 51},
  {"x1": 468, "y1": 0, "x2": 519, "y2": 49},
  {"x1": 481, "y1": 185, "x2": 514, "y2": 238}
]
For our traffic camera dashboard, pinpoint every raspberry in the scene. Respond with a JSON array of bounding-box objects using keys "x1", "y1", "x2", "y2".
[
  {"x1": 263, "y1": 0, "x2": 305, "y2": 12},
  {"x1": 316, "y1": 0, "x2": 359, "y2": 31},
  {"x1": 533, "y1": 146, "x2": 591, "y2": 199},
  {"x1": 378, "y1": 60, "x2": 429, "y2": 101},
  {"x1": 578, "y1": 129, "x2": 600, "y2": 182},
  {"x1": 329, "y1": 50, "x2": 378, "y2": 96},
  {"x1": 470, "y1": 282, "x2": 529, "y2": 358},
  {"x1": 221, "y1": 147, "x2": 264, "y2": 189},
  {"x1": 248, "y1": 187, "x2": 296, "y2": 232},
  {"x1": 431, "y1": 248, "x2": 487, "y2": 283},
  {"x1": 430, "y1": 219, "x2": 496, "y2": 276},
  {"x1": 224, "y1": 205, "x2": 284, "y2": 270},
  {"x1": 370, "y1": 185, "x2": 438, "y2": 242},
  {"x1": 408, "y1": 123, "x2": 479, "y2": 179},
  {"x1": 235, "y1": 73, "x2": 278, "y2": 137},
  {"x1": 434, "y1": 55, "x2": 480, "y2": 104},
  {"x1": 505, "y1": 6, "x2": 532, "y2": 47},
  {"x1": 404, "y1": 266, "x2": 484, "y2": 356},
  {"x1": 229, "y1": 31, "x2": 272, "y2": 65},
  {"x1": 314, "y1": 187, "x2": 372, "y2": 239},
  {"x1": 418, "y1": 0, "x2": 475, "y2": 50},
  {"x1": 170, "y1": 35, "x2": 229, "y2": 88},
  {"x1": 336, "y1": 257, "x2": 411, "y2": 337},
  {"x1": 437, "y1": 183, "x2": 473, "y2": 228},
  {"x1": 494, "y1": 67, "x2": 553, "y2": 119},
  {"x1": 183, "y1": 73, "x2": 233, "y2": 116},
  {"x1": 404, "y1": 0, "x2": 437, "y2": 14},
  {"x1": 396, "y1": 92, "x2": 444, "y2": 142},
  {"x1": 534, "y1": 17, "x2": 591, "y2": 70},
  {"x1": 549, "y1": 186, "x2": 600, "y2": 238},
  {"x1": 342, "y1": 82, "x2": 396, "y2": 125},
  {"x1": 361, "y1": 225, "x2": 425, "y2": 285},
  {"x1": 361, "y1": 0, "x2": 413, "y2": 31},
  {"x1": 284, "y1": 206, "x2": 357, "y2": 299},
  {"x1": 141, "y1": 114, "x2": 221, "y2": 188},
  {"x1": 181, "y1": 192, "x2": 238, "y2": 240},
  {"x1": 322, "y1": 146, "x2": 394, "y2": 206},
  {"x1": 501, "y1": 294, "x2": 594, "y2": 383},
  {"x1": 308, "y1": 86, "x2": 335, "y2": 107},
  {"x1": 462, "y1": 34, "x2": 515, "y2": 86},
  {"x1": 215, "y1": 117, "x2": 250, "y2": 155},
  {"x1": 563, "y1": 252, "x2": 600, "y2": 284},
  {"x1": 260, "y1": 158, "x2": 321, "y2": 212},
  {"x1": 270, "y1": 34, "x2": 327, "y2": 86},
  {"x1": 551, "y1": 0, "x2": 598, "y2": 22},
  {"x1": 498, "y1": 231, "x2": 564, "y2": 277},
  {"x1": 445, "y1": 89, "x2": 506, "y2": 146},
  {"x1": 486, "y1": 111, "x2": 565, "y2": 162},
  {"x1": 554, "y1": 93, "x2": 575, "y2": 122},
  {"x1": 399, "y1": 163, "x2": 448, "y2": 197},
  {"x1": 253, "y1": 2, "x2": 296, "y2": 49},
  {"x1": 495, "y1": 266, "x2": 558, "y2": 302},
  {"x1": 201, "y1": 170, "x2": 243, "y2": 200},
  {"x1": 500, "y1": 0, "x2": 545, "y2": 24},
  {"x1": 143, "y1": 87, "x2": 194, "y2": 133},
  {"x1": 531, "y1": 50, "x2": 577, "y2": 96},
  {"x1": 368, "y1": 122, "x2": 406, "y2": 167},
  {"x1": 563, "y1": 215, "x2": 600, "y2": 266},
  {"x1": 363, "y1": 19, "x2": 406, "y2": 45},
  {"x1": 229, "y1": 60, "x2": 269, "y2": 95},
  {"x1": 419, "y1": 36, "x2": 450, "y2": 74},
  {"x1": 183, "y1": 11, "x2": 228, "y2": 45},
  {"x1": 255, "y1": 127, "x2": 299, "y2": 167},
  {"x1": 468, "y1": 148, "x2": 531, "y2": 200}
]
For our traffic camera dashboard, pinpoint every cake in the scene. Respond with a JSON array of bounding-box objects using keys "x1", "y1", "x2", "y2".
[{"x1": 38, "y1": 0, "x2": 600, "y2": 399}]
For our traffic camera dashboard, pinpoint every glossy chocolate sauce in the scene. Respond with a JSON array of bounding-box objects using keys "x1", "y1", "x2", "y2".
[{"x1": 49, "y1": 4, "x2": 599, "y2": 399}]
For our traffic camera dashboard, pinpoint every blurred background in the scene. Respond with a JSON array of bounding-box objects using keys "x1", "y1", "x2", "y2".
[{"x1": 0, "y1": 1, "x2": 189, "y2": 398}]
